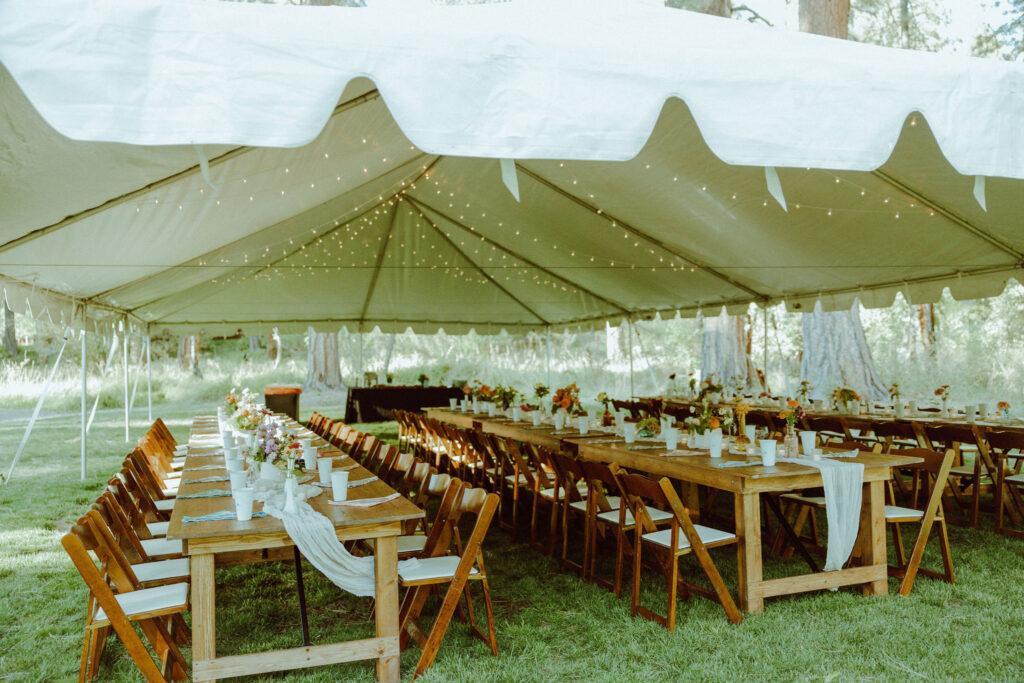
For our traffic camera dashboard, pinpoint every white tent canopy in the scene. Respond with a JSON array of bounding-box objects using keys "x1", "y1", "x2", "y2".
[{"x1": 1, "y1": 0, "x2": 1023, "y2": 335}]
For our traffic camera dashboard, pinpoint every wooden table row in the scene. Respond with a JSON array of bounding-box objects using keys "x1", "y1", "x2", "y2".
[
  {"x1": 166, "y1": 416, "x2": 422, "y2": 683},
  {"x1": 425, "y1": 407, "x2": 920, "y2": 614}
]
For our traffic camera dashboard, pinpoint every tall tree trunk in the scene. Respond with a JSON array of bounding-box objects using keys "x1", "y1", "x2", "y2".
[
  {"x1": 900, "y1": 0, "x2": 911, "y2": 48},
  {"x1": 270, "y1": 327, "x2": 282, "y2": 369},
  {"x1": 685, "y1": 0, "x2": 732, "y2": 16},
  {"x1": 305, "y1": 326, "x2": 341, "y2": 389},
  {"x1": 801, "y1": 300, "x2": 887, "y2": 401},
  {"x1": 701, "y1": 310, "x2": 756, "y2": 390},
  {"x1": 3, "y1": 297, "x2": 17, "y2": 356},
  {"x1": 799, "y1": 0, "x2": 849, "y2": 38}
]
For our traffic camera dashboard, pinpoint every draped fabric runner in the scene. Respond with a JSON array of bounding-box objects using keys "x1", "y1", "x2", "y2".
[
  {"x1": 253, "y1": 480, "x2": 418, "y2": 597},
  {"x1": 778, "y1": 457, "x2": 864, "y2": 571}
]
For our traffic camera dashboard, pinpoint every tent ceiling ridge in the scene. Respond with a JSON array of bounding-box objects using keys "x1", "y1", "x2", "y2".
[
  {"x1": 402, "y1": 196, "x2": 549, "y2": 325},
  {"x1": 403, "y1": 194, "x2": 630, "y2": 315},
  {"x1": 358, "y1": 200, "x2": 401, "y2": 323},
  {"x1": 871, "y1": 169, "x2": 1024, "y2": 263},
  {"x1": 86, "y1": 148, "x2": 431, "y2": 305},
  {"x1": 515, "y1": 164, "x2": 768, "y2": 301},
  {"x1": 0, "y1": 88, "x2": 382, "y2": 258}
]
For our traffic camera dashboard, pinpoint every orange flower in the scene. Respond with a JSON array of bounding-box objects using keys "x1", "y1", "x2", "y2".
[
  {"x1": 708, "y1": 417, "x2": 720, "y2": 430},
  {"x1": 787, "y1": 399, "x2": 799, "y2": 408},
  {"x1": 560, "y1": 397, "x2": 571, "y2": 409},
  {"x1": 778, "y1": 410, "x2": 791, "y2": 420}
]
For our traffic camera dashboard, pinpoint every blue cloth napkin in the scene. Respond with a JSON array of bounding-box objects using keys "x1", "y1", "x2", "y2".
[
  {"x1": 178, "y1": 489, "x2": 233, "y2": 499},
  {"x1": 183, "y1": 510, "x2": 268, "y2": 523}
]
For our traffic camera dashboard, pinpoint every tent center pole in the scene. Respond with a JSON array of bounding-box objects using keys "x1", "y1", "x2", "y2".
[
  {"x1": 80, "y1": 308, "x2": 87, "y2": 481},
  {"x1": 545, "y1": 328, "x2": 552, "y2": 387},
  {"x1": 628, "y1": 319, "x2": 635, "y2": 398},
  {"x1": 763, "y1": 306, "x2": 769, "y2": 391},
  {"x1": 146, "y1": 334, "x2": 152, "y2": 422},
  {"x1": 123, "y1": 321, "x2": 129, "y2": 442}
]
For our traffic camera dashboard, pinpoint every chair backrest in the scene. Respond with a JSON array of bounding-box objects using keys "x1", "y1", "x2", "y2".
[
  {"x1": 612, "y1": 399, "x2": 643, "y2": 420},
  {"x1": 830, "y1": 440, "x2": 881, "y2": 453},
  {"x1": 418, "y1": 478, "x2": 466, "y2": 558},
  {"x1": 745, "y1": 411, "x2": 778, "y2": 432},
  {"x1": 873, "y1": 420, "x2": 918, "y2": 440},
  {"x1": 617, "y1": 472, "x2": 670, "y2": 534},
  {"x1": 449, "y1": 487, "x2": 500, "y2": 563},
  {"x1": 924, "y1": 424, "x2": 976, "y2": 449},
  {"x1": 579, "y1": 459, "x2": 621, "y2": 513},
  {"x1": 94, "y1": 490, "x2": 150, "y2": 563},
  {"x1": 805, "y1": 416, "x2": 846, "y2": 437},
  {"x1": 548, "y1": 450, "x2": 586, "y2": 503},
  {"x1": 896, "y1": 448, "x2": 956, "y2": 508},
  {"x1": 986, "y1": 430, "x2": 1024, "y2": 457}
]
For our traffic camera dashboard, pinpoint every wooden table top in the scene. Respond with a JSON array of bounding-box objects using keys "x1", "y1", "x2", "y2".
[
  {"x1": 426, "y1": 408, "x2": 922, "y2": 494},
  {"x1": 167, "y1": 417, "x2": 422, "y2": 544}
]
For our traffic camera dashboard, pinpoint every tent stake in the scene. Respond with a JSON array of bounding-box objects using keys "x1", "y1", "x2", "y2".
[
  {"x1": 146, "y1": 334, "x2": 152, "y2": 422},
  {"x1": 80, "y1": 308, "x2": 87, "y2": 481}
]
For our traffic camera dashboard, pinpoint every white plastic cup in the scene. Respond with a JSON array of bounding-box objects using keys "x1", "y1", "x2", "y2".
[
  {"x1": 759, "y1": 439, "x2": 777, "y2": 466},
  {"x1": 577, "y1": 416, "x2": 589, "y2": 435},
  {"x1": 894, "y1": 402, "x2": 905, "y2": 418},
  {"x1": 964, "y1": 405, "x2": 977, "y2": 423},
  {"x1": 331, "y1": 471, "x2": 350, "y2": 501},
  {"x1": 303, "y1": 443, "x2": 317, "y2": 464},
  {"x1": 234, "y1": 488, "x2": 254, "y2": 521},
  {"x1": 799, "y1": 430, "x2": 817, "y2": 456},
  {"x1": 907, "y1": 399, "x2": 917, "y2": 416},
  {"x1": 744, "y1": 424, "x2": 756, "y2": 443},
  {"x1": 708, "y1": 429, "x2": 723, "y2": 458},
  {"x1": 226, "y1": 458, "x2": 244, "y2": 473},
  {"x1": 554, "y1": 412, "x2": 566, "y2": 430},
  {"x1": 229, "y1": 470, "x2": 246, "y2": 490},
  {"x1": 978, "y1": 402, "x2": 989, "y2": 420},
  {"x1": 512, "y1": 406, "x2": 521, "y2": 423},
  {"x1": 449, "y1": 398, "x2": 458, "y2": 410},
  {"x1": 221, "y1": 430, "x2": 233, "y2": 450},
  {"x1": 614, "y1": 411, "x2": 625, "y2": 428},
  {"x1": 317, "y1": 456, "x2": 333, "y2": 485},
  {"x1": 665, "y1": 427, "x2": 678, "y2": 451},
  {"x1": 472, "y1": 398, "x2": 480, "y2": 413},
  {"x1": 623, "y1": 422, "x2": 637, "y2": 444},
  {"x1": 531, "y1": 411, "x2": 541, "y2": 426}
]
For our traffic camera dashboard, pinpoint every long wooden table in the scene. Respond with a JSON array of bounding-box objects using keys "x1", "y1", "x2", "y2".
[
  {"x1": 426, "y1": 407, "x2": 920, "y2": 614},
  {"x1": 167, "y1": 416, "x2": 423, "y2": 682}
]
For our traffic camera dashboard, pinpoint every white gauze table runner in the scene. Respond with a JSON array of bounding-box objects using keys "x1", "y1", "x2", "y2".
[
  {"x1": 251, "y1": 479, "x2": 418, "y2": 597},
  {"x1": 778, "y1": 457, "x2": 864, "y2": 571}
]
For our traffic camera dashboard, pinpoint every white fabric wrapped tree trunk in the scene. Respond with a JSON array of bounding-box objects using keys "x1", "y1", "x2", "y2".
[
  {"x1": 305, "y1": 326, "x2": 341, "y2": 390},
  {"x1": 701, "y1": 310, "x2": 758, "y2": 390},
  {"x1": 801, "y1": 300, "x2": 886, "y2": 401}
]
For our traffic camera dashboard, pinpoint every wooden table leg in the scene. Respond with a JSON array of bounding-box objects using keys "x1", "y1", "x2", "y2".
[
  {"x1": 191, "y1": 553, "x2": 216, "y2": 683},
  {"x1": 860, "y1": 480, "x2": 888, "y2": 597},
  {"x1": 735, "y1": 492, "x2": 763, "y2": 613},
  {"x1": 375, "y1": 535, "x2": 400, "y2": 683}
]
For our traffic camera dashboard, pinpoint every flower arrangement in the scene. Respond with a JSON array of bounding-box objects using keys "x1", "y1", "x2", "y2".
[
  {"x1": 248, "y1": 422, "x2": 302, "y2": 474},
  {"x1": 232, "y1": 404, "x2": 269, "y2": 432},
  {"x1": 778, "y1": 399, "x2": 805, "y2": 428},
  {"x1": 998, "y1": 401, "x2": 1011, "y2": 417},
  {"x1": 728, "y1": 375, "x2": 745, "y2": 397},
  {"x1": 596, "y1": 392, "x2": 612, "y2": 412},
  {"x1": 934, "y1": 385, "x2": 950, "y2": 402},
  {"x1": 417, "y1": 373, "x2": 429, "y2": 385},
  {"x1": 888, "y1": 383, "x2": 901, "y2": 401},
  {"x1": 797, "y1": 381, "x2": 812, "y2": 403},
  {"x1": 831, "y1": 387, "x2": 861, "y2": 407},
  {"x1": 552, "y1": 383, "x2": 582, "y2": 415},
  {"x1": 684, "y1": 400, "x2": 728, "y2": 435},
  {"x1": 470, "y1": 380, "x2": 493, "y2": 401},
  {"x1": 534, "y1": 383, "x2": 550, "y2": 401},
  {"x1": 688, "y1": 372, "x2": 697, "y2": 395},
  {"x1": 462, "y1": 382, "x2": 473, "y2": 396},
  {"x1": 697, "y1": 376, "x2": 724, "y2": 402},
  {"x1": 637, "y1": 416, "x2": 660, "y2": 438},
  {"x1": 225, "y1": 390, "x2": 242, "y2": 411},
  {"x1": 493, "y1": 385, "x2": 520, "y2": 410}
]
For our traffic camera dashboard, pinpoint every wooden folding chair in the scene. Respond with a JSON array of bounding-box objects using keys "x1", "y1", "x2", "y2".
[
  {"x1": 527, "y1": 445, "x2": 587, "y2": 556},
  {"x1": 923, "y1": 424, "x2": 993, "y2": 526},
  {"x1": 95, "y1": 492, "x2": 183, "y2": 563},
  {"x1": 986, "y1": 431, "x2": 1024, "y2": 539},
  {"x1": 885, "y1": 448, "x2": 956, "y2": 594},
  {"x1": 488, "y1": 435, "x2": 536, "y2": 539},
  {"x1": 619, "y1": 472, "x2": 741, "y2": 628},
  {"x1": 398, "y1": 486, "x2": 499, "y2": 679},
  {"x1": 63, "y1": 526, "x2": 189, "y2": 683}
]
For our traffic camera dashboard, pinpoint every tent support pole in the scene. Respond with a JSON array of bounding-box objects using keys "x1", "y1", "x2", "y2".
[
  {"x1": 628, "y1": 319, "x2": 635, "y2": 398},
  {"x1": 123, "y1": 321, "x2": 129, "y2": 442},
  {"x1": 80, "y1": 307, "x2": 87, "y2": 481},
  {"x1": 357, "y1": 331, "x2": 363, "y2": 386},
  {"x1": 545, "y1": 328, "x2": 552, "y2": 387},
  {"x1": 146, "y1": 334, "x2": 152, "y2": 422},
  {"x1": 763, "y1": 306, "x2": 769, "y2": 391}
]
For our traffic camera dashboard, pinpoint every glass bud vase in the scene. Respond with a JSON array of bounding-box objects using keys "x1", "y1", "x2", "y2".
[{"x1": 784, "y1": 424, "x2": 799, "y2": 458}]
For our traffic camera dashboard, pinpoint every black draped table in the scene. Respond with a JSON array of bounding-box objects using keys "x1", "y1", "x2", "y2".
[{"x1": 344, "y1": 385, "x2": 464, "y2": 423}]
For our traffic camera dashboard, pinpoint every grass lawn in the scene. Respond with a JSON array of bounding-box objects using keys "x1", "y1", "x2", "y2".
[{"x1": 2, "y1": 400, "x2": 1024, "y2": 681}]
